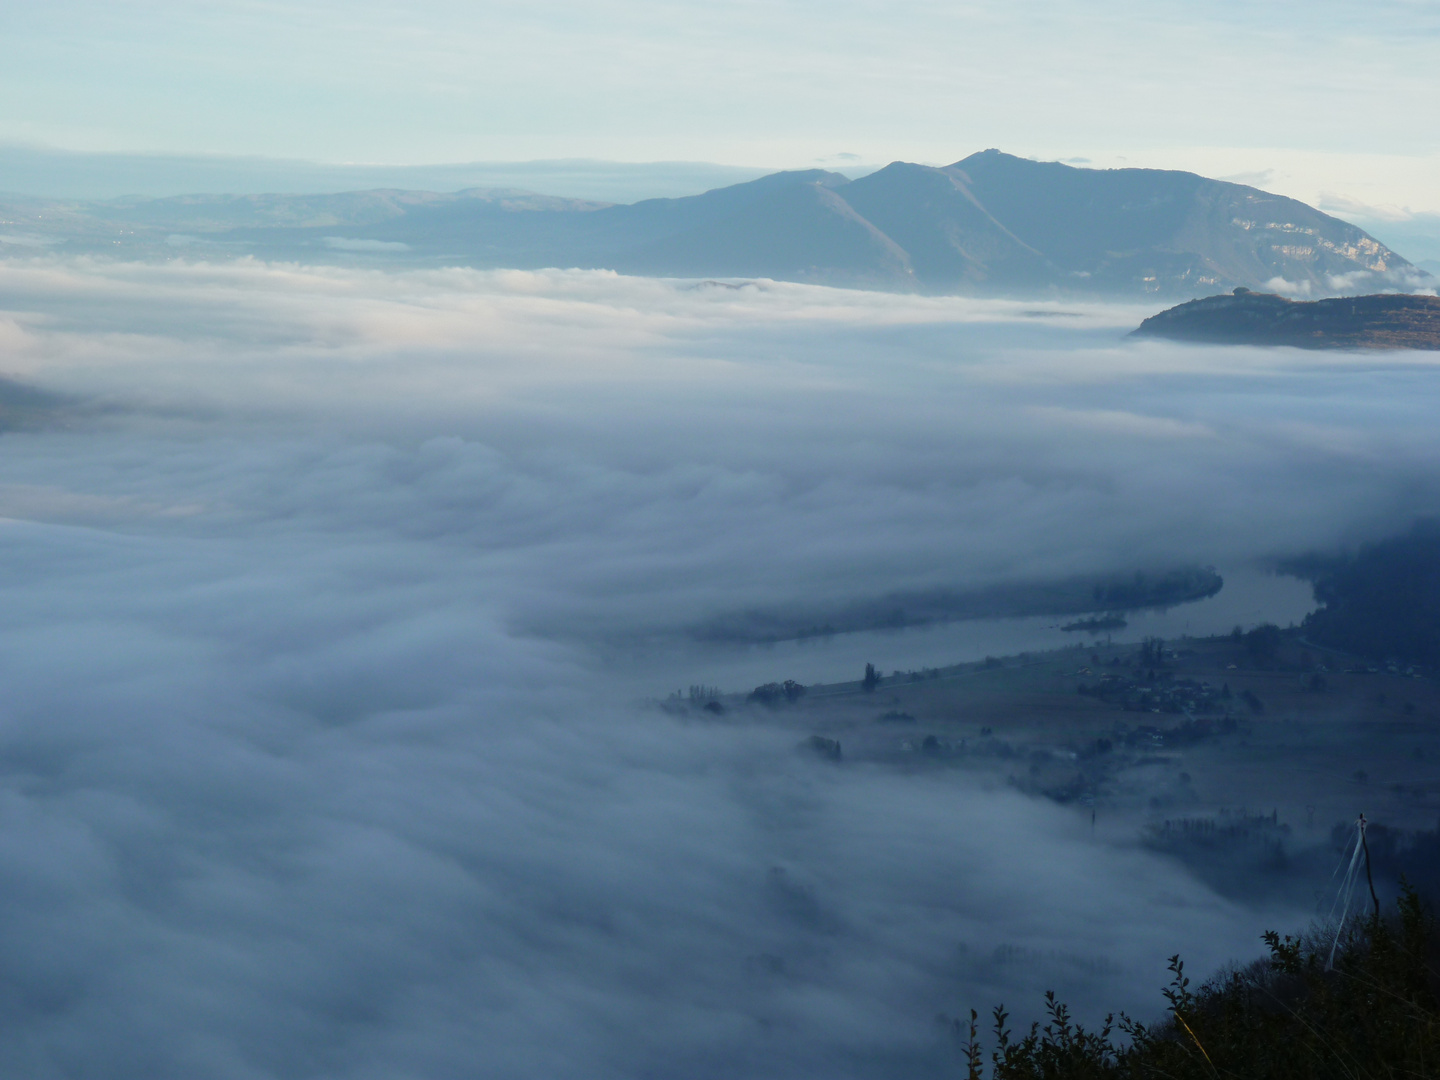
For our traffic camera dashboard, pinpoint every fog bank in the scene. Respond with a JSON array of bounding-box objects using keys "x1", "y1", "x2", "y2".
[{"x1": 0, "y1": 259, "x2": 1436, "y2": 1075}]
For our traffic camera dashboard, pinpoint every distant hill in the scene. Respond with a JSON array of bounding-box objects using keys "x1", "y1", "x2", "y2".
[
  {"x1": 1133, "y1": 289, "x2": 1440, "y2": 349},
  {"x1": 2, "y1": 150, "x2": 1429, "y2": 298}
]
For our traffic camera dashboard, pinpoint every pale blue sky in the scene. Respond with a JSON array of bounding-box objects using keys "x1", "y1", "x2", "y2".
[{"x1": 3, "y1": 1, "x2": 1439, "y2": 210}]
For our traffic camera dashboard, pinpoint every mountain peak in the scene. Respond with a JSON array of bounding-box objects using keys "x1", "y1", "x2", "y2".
[{"x1": 950, "y1": 148, "x2": 1041, "y2": 168}]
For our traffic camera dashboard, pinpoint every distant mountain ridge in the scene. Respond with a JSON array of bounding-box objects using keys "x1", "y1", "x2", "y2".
[{"x1": 1, "y1": 150, "x2": 1428, "y2": 298}]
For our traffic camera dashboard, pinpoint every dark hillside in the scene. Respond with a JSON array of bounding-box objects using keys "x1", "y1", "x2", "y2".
[
  {"x1": 1288, "y1": 525, "x2": 1440, "y2": 666},
  {"x1": 1133, "y1": 289, "x2": 1440, "y2": 348}
]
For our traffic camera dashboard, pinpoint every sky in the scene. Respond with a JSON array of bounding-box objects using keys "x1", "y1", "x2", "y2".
[
  {"x1": 2, "y1": 0, "x2": 1440, "y2": 216},
  {"x1": 0, "y1": 262, "x2": 1437, "y2": 1072}
]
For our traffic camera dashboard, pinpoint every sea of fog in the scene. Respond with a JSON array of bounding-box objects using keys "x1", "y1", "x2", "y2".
[{"x1": 0, "y1": 259, "x2": 1437, "y2": 1078}]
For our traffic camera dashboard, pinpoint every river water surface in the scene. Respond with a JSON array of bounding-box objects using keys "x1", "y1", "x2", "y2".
[{"x1": 609, "y1": 563, "x2": 1319, "y2": 695}]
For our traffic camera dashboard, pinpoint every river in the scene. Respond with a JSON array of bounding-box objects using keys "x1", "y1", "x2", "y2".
[{"x1": 608, "y1": 563, "x2": 1318, "y2": 695}]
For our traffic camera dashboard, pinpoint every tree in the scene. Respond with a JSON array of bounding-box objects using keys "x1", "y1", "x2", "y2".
[
  {"x1": 1140, "y1": 637, "x2": 1165, "y2": 667},
  {"x1": 963, "y1": 888, "x2": 1439, "y2": 1079},
  {"x1": 1243, "y1": 623, "x2": 1281, "y2": 666}
]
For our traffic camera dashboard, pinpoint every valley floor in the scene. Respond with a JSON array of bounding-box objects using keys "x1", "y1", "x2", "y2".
[{"x1": 670, "y1": 632, "x2": 1440, "y2": 901}]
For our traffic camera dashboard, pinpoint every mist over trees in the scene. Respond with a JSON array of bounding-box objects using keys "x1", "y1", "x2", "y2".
[{"x1": 1291, "y1": 524, "x2": 1440, "y2": 666}]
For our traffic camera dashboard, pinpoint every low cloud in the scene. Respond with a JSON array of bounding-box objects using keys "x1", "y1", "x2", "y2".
[
  {"x1": 1219, "y1": 169, "x2": 1274, "y2": 188},
  {"x1": 0, "y1": 257, "x2": 1436, "y2": 1076},
  {"x1": 0, "y1": 233, "x2": 59, "y2": 249},
  {"x1": 324, "y1": 237, "x2": 413, "y2": 252},
  {"x1": 1262, "y1": 275, "x2": 1313, "y2": 297},
  {"x1": 1025, "y1": 405, "x2": 1216, "y2": 440},
  {"x1": 1317, "y1": 192, "x2": 1419, "y2": 224}
]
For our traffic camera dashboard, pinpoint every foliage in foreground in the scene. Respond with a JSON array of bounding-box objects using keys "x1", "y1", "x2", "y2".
[{"x1": 960, "y1": 887, "x2": 1439, "y2": 1079}]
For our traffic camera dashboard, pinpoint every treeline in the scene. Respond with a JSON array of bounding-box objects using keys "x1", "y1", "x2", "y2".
[
  {"x1": 1289, "y1": 523, "x2": 1440, "y2": 666},
  {"x1": 958, "y1": 891, "x2": 1438, "y2": 1078},
  {"x1": 1089, "y1": 568, "x2": 1223, "y2": 610},
  {"x1": 691, "y1": 567, "x2": 1224, "y2": 645}
]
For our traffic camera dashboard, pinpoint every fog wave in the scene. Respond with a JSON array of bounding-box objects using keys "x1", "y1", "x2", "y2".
[{"x1": 0, "y1": 258, "x2": 1436, "y2": 1076}]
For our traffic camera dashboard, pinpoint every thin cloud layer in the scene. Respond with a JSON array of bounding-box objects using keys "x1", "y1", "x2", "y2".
[{"x1": 0, "y1": 258, "x2": 1436, "y2": 1076}]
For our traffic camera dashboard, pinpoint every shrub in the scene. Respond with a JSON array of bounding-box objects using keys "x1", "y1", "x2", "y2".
[
  {"x1": 747, "y1": 679, "x2": 806, "y2": 706},
  {"x1": 958, "y1": 888, "x2": 1439, "y2": 1079}
]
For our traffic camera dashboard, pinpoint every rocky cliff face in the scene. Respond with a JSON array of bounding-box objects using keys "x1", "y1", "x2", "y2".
[{"x1": 1132, "y1": 288, "x2": 1440, "y2": 348}]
